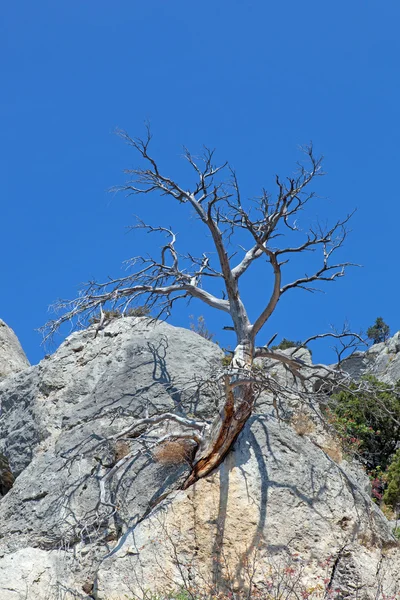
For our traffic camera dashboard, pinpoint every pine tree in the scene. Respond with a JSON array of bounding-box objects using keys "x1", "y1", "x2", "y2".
[{"x1": 366, "y1": 317, "x2": 390, "y2": 345}]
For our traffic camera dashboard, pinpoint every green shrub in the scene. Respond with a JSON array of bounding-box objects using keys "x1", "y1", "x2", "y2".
[
  {"x1": 327, "y1": 376, "x2": 400, "y2": 471},
  {"x1": 271, "y1": 338, "x2": 303, "y2": 351},
  {"x1": 367, "y1": 317, "x2": 390, "y2": 345},
  {"x1": 383, "y1": 449, "x2": 400, "y2": 510},
  {"x1": 221, "y1": 354, "x2": 233, "y2": 367}
]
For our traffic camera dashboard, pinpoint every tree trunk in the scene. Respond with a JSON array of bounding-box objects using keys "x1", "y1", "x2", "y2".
[{"x1": 183, "y1": 341, "x2": 254, "y2": 489}]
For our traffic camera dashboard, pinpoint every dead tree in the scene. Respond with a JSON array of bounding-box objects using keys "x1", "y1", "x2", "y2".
[{"x1": 43, "y1": 127, "x2": 359, "y2": 488}]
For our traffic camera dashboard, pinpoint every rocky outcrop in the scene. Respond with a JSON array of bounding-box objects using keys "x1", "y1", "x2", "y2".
[
  {"x1": 0, "y1": 319, "x2": 29, "y2": 379},
  {"x1": 0, "y1": 318, "x2": 399, "y2": 599},
  {"x1": 0, "y1": 317, "x2": 224, "y2": 598},
  {"x1": 342, "y1": 332, "x2": 400, "y2": 384},
  {"x1": 96, "y1": 416, "x2": 399, "y2": 600}
]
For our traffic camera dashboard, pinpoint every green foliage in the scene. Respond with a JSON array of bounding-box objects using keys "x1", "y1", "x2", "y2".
[
  {"x1": 328, "y1": 376, "x2": 400, "y2": 471},
  {"x1": 367, "y1": 317, "x2": 390, "y2": 345},
  {"x1": 383, "y1": 449, "x2": 400, "y2": 510},
  {"x1": 271, "y1": 338, "x2": 303, "y2": 351},
  {"x1": 221, "y1": 354, "x2": 233, "y2": 367}
]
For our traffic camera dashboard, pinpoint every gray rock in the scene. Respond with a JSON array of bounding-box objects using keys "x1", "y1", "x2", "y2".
[
  {"x1": 96, "y1": 416, "x2": 399, "y2": 600},
  {"x1": 0, "y1": 319, "x2": 29, "y2": 379},
  {"x1": 0, "y1": 317, "x2": 224, "y2": 598},
  {"x1": 0, "y1": 318, "x2": 400, "y2": 599},
  {"x1": 340, "y1": 458, "x2": 372, "y2": 497},
  {"x1": 341, "y1": 332, "x2": 400, "y2": 384}
]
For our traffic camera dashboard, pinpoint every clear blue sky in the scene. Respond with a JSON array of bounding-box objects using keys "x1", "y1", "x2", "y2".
[{"x1": 1, "y1": 1, "x2": 399, "y2": 365}]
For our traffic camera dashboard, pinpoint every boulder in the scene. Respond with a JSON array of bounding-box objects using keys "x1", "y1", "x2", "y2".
[
  {"x1": 0, "y1": 317, "x2": 224, "y2": 598},
  {"x1": 96, "y1": 416, "x2": 400, "y2": 600},
  {"x1": 0, "y1": 317, "x2": 399, "y2": 599}
]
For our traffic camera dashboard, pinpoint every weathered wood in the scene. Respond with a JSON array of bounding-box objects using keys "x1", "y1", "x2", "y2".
[
  {"x1": 184, "y1": 341, "x2": 255, "y2": 488},
  {"x1": 184, "y1": 383, "x2": 254, "y2": 488}
]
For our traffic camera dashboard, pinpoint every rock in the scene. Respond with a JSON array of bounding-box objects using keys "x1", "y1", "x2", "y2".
[
  {"x1": 0, "y1": 317, "x2": 224, "y2": 598},
  {"x1": 95, "y1": 415, "x2": 400, "y2": 600},
  {"x1": 341, "y1": 332, "x2": 400, "y2": 384},
  {"x1": 0, "y1": 319, "x2": 29, "y2": 379},
  {"x1": 1, "y1": 318, "x2": 400, "y2": 599},
  {"x1": 0, "y1": 548, "x2": 59, "y2": 600}
]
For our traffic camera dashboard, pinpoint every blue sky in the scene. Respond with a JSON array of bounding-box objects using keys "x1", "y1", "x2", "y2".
[{"x1": 1, "y1": 1, "x2": 399, "y2": 365}]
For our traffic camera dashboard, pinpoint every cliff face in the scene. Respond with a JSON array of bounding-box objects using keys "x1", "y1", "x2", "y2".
[
  {"x1": 0, "y1": 319, "x2": 399, "y2": 599},
  {"x1": 341, "y1": 332, "x2": 400, "y2": 384},
  {"x1": 0, "y1": 319, "x2": 30, "y2": 379}
]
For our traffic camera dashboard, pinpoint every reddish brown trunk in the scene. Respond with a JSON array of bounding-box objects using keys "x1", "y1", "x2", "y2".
[{"x1": 183, "y1": 375, "x2": 254, "y2": 489}]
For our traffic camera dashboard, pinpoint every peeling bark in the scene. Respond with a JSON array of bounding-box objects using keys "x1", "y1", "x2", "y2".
[
  {"x1": 184, "y1": 341, "x2": 255, "y2": 488},
  {"x1": 183, "y1": 384, "x2": 254, "y2": 488}
]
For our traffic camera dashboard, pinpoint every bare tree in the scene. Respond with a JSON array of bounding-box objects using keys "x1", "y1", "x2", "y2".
[{"x1": 43, "y1": 127, "x2": 359, "y2": 488}]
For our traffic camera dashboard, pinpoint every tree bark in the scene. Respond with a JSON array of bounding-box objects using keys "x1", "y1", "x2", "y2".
[{"x1": 183, "y1": 341, "x2": 254, "y2": 488}]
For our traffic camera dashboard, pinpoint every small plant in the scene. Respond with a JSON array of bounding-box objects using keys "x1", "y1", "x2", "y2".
[
  {"x1": 383, "y1": 449, "x2": 400, "y2": 511},
  {"x1": 126, "y1": 305, "x2": 151, "y2": 317},
  {"x1": 89, "y1": 305, "x2": 150, "y2": 324},
  {"x1": 321, "y1": 441, "x2": 343, "y2": 464},
  {"x1": 189, "y1": 315, "x2": 215, "y2": 342},
  {"x1": 393, "y1": 526, "x2": 400, "y2": 540},
  {"x1": 371, "y1": 470, "x2": 386, "y2": 503},
  {"x1": 89, "y1": 309, "x2": 121, "y2": 324},
  {"x1": 327, "y1": 376, "x2": 400, "y2": 472},
  {"x1": 153, "y1": 440, "x2": 195, "y2": 466},
  {"x1": 291, "y1": 412, "x2": 315, "y2": 436},
  {"x1": 271, "y1": 338, "x2": 303, "y2": 351},
  {"x1": 221, "y1": 354, "x2": 233, "y2": 367},
  {"x1": 367, "y1": 317, "x2": 390, "y2": 345},
  {"x1": 114, "y1": 440, "x2": 131, "y2": 463},
  {"x1": 123, "y1": 524, "x2": 400, "y2": 600}
]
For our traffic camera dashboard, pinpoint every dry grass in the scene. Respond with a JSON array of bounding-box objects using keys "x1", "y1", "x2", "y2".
[
  {"x1": 153, "y1": 440, "x2": 194, "y2": 465},
  {"x1": 322, "y1": 440, "x2": 343, "y2": 464},
  {"x1": 114, "y1": 440, "x2": 131, "y2": 462},
  {"x1": 291, "y1": 412, "x2": 315, "y2": 436}
]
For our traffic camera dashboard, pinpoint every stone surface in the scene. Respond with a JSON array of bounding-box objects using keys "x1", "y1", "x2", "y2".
[
  {"x1": 0, "y1": 548, "x2": 62, "y2": 600},
  {"x1": 96, "y1": 416, "x2": 400, "y2": 600},
  {"x1": 342, "y1": 332, "x2": 400, "y2": 384},
  {"x1": 0, "y1": 318, "x2": 29, "y2": 379},
  {"x1": 0, "y1": 318, "x2": 400, "y2": 599},
  {"x1": 0, "y1": 317, "x2": 224, "y2": 599}
]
